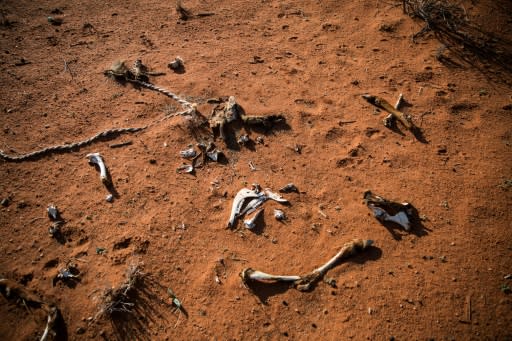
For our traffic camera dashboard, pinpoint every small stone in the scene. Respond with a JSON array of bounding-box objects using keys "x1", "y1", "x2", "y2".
[
  {"x1": 76, "y1": 327, "x2": 86, "y2": 334},
  {"x1": 105, "y1": 194, "x2": 114, "y2": 202},
  {"x1": 1, "y1": 198, "x2": 9, "y2": 207}
]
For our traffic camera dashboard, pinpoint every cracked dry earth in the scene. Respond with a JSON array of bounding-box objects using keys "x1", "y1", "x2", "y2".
[{"x1": 1, "y1": 1, "x2": 512, "y2": 340}]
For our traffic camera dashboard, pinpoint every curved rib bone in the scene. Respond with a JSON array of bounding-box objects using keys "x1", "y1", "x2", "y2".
[{"x1": 227, "y1": 188, "x2": 261, "y2": 228}]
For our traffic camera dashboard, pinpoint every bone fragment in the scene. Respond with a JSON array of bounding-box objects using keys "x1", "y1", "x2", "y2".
[
  {"x1": 395, "y1": 93, "x2": 404, "y2": 110},
  {"x1": 264, "y1": 189, "x2": 289, "y2": 203},
  {"x1": 362, "y1": 94, "x2": 413, "y2": 130},
  {"x1": 180, "y1": 147, "x2": 196, "y2": 159},
  {"x1": 47, "y1": 204, "x2": 60, "y2": 221},
  {"x1": 279, "y1": 183, "x2": 299, "y2": 193},
  {"x1": 244, "y1": 208, "x2": 264, "y2": 230},
  {"x1": 86, "y1": 153, "x2": 110, "y2": 185},
  {"x1": 274, "y1": 209, "x2": 286, "y2": 221},
  {"x1": 370, "y1": 206, "x2": 411, "y2": 231}
]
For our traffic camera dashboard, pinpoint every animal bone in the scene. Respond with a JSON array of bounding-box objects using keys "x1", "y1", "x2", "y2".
[
  {"x1": 227, "y1": 188, "x2": 262, "y2": 228},
  {"x1": 279, "y1": 183, "x2": 299, "y2": 193},
  {"x1": 362, "y1": 94, "x2": 414, "y2": 131},
  {"x1": 240, "y1": 269, "x2": 301, "y2": 283},
  {"x1": 177, "y1": 164, "x2": 194, "y2": 174},
  {"x1": 228, "y1": 186, "x2": 289, "y2": 228},
  {"x1": 244, "y1": 208, "x2": 264, "y2": 230},
  {"x1": 239, "y1": 194, "x2": 267, "y2": 216},
  {"x1": 240, "y1": 239, "x2": 373, "y2": 291},
  {"x1": 180, "y1": 147, "x2": 196, "y2": 159},
  {"x1": 274, "y1": 209, "x2": 286, "y2": 221},
  {"x1": 370, "y1": 206, "x2": 411, "y2": 231},
  {"x1": 47, "y1": 204, "x2": 60, "y2": 221},
  {"x1": 363, "y1": 190, "x2": 413, "y2": 231},
  {"x1": 264, "y1": 189, "x2": 289, "y2": 203},
  {"x1": 86, "y1": 153, "x2": 110, "y2": 185},
  {"x1": 168, "y1": 56, "x2": 184, "y2": 71}
]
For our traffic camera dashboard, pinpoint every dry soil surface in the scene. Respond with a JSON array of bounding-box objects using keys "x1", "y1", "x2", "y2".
[{"x1": 1, "y1": 1, "x2": 512, "y2": 340}]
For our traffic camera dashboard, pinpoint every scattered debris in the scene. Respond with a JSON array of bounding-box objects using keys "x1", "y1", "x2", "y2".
[
  {"x1": 86, "y1": 153, "x2": 110, "y2": 185},
  {"x1": 279, "y1": 183, "x2": 299, "y2": 193},
  {"x1": 53, "y1": 264, "x2": 80, "y2": 286},
  {"x1": 104, "y1": 59, "x2": 196, "y2": 114},
  {"x1": 209, "y1": 96, "x2": 285, "y2": 144},
  {"x1": 227, "y1": 185, "x2": 288, "y2": 228},
  {"x1": 0, "y1": 278, "x2": 63, "y2": 341},
  {"x1": 240, "y1": 239, "x2": 374, "y2": 291},
  {"x1": 244, "y1": 208, "x2": 264, "y2": 230},
  {"x1": 363, "y1": 190, "x2": 414, "y2": 231},
  {"x1": 96, "y1": 264, "x2": 145, "y2": 318}
]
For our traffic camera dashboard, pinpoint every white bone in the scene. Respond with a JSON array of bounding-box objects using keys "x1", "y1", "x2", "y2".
[
  {"x1": 244, "y1": 209, "x2": 264, "y2": 230},
  {"x1": 241, "y1": 268, "x2": 301, "y2": 282},
  {"x1": 239, "y1": 194, "x2": 267, "y2": 216},
  {"x1": 274, "y1": 209, "x2": 285, "y2": 221},
  {"x1": 86, "y1": 153, "x2": 109, "y2": 184},
  {"x1": 179, "y1": 147, "x2": 196, "y2": 159},
  {"x1": 370, "y1": 206, "x2": 411, "y2": 231},
  {"x1": 227, "y1": 188, "x2": 260, "y2": 228},
  {"x1": 264, "y1": 189, "x2": 289, "y2": 203},
  {"x1": 395, "y1": 93, "x2": 404, "y2": 110}
]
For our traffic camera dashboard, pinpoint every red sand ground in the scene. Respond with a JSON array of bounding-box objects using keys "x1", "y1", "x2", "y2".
[{"x1": 1, "y1": 1, "x2": 511, "y2": 340}]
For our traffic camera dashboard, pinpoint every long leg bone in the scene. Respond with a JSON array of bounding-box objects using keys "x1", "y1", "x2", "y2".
[
  {"x1": 86, "y1": 152, "x2": 110, "y2": 185},
  {"x1": 240, "y1": 239, "x2": 373, "y2": 291}
]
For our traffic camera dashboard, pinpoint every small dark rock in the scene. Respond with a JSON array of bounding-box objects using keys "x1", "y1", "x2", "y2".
[
  {"x1": 76, "y1": 327, "x2": 86, "y2": 334},
  {"x1": 1, "y1": 198, "x2": 9, "y2": 207}
]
